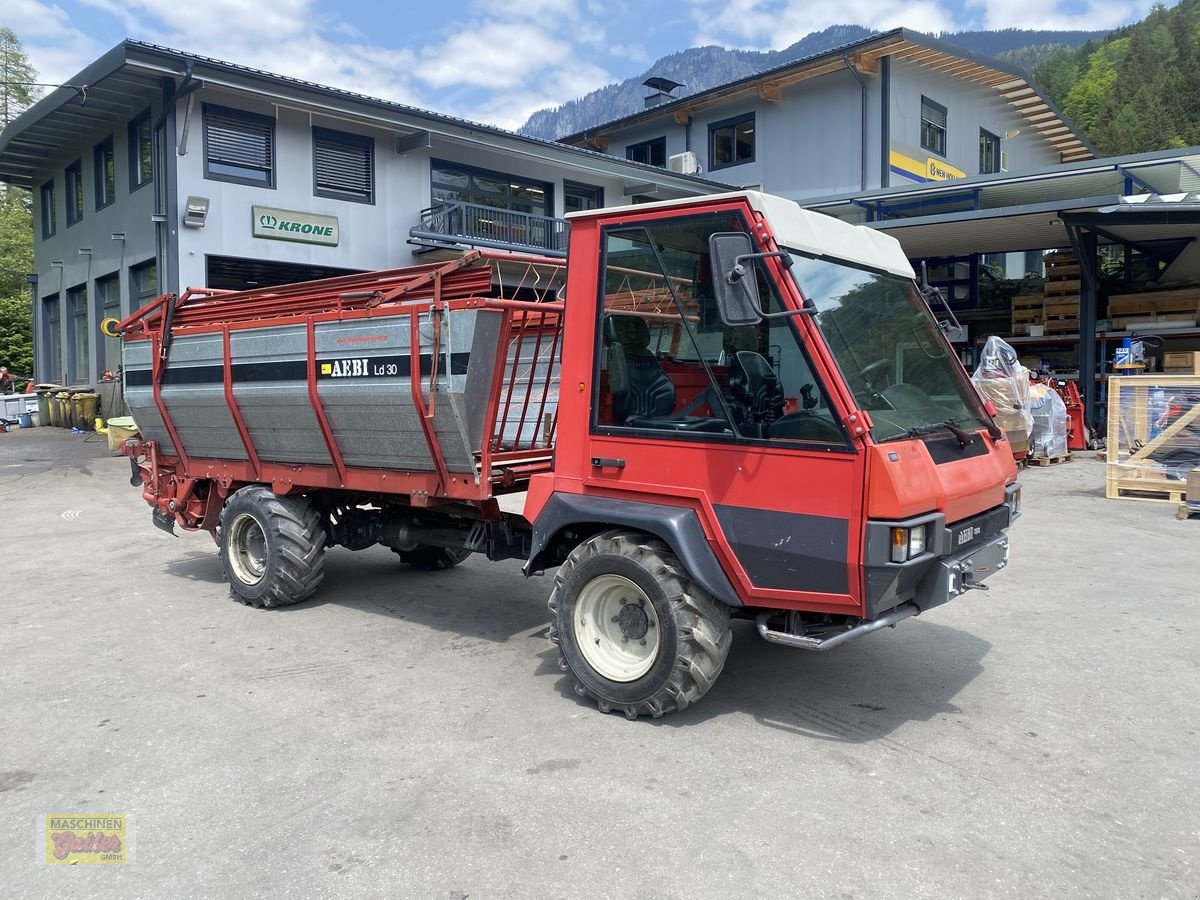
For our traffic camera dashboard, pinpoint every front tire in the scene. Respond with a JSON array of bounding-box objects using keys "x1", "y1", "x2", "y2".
[
  {"x1": 218, "y1": 486, "x2": 325, "y2": 608},
  {"x1": 548, "y1": 529, "x2": 732, "y2": 719}
]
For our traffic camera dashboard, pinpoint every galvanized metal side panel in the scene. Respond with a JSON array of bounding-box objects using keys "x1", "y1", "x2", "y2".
[
  {"x1": 313, "y1": 311, "x2": 484, "y2": 473},
  {"x1": 230, "y1": 325, "x2": 333, "y2": 467},
  {"x1": 122, "y1": 339, "x2": 176, "y2": 456},
  {"x1": 159, "y1": 334, "x2": 249, "y2": 461}
]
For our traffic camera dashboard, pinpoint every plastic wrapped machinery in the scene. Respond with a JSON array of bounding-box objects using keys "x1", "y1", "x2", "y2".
[
  {"x1": 1029, "y1": 383, "x2": 1068, "y2": 458},
  {"x1": 972, "y1": 336, "x2": 1033, "y2": 454}
]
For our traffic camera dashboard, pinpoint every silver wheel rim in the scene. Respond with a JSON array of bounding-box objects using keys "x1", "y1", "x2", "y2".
[
  {"x1": 227, "y1": 513, "x2": 268, "y2": 586},
  {"x1": 573, "y1": 573, "x2": 661, "y2": 682}
]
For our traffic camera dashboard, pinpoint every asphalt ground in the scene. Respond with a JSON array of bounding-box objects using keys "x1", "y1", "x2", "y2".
[{"x1": 1, "y1": 426, "x2": 1197, "y2": 898}]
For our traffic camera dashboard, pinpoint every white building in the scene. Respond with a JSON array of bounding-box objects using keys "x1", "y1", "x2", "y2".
[{"x1": 0, "y1": 41, "x2": 725, "y2": 386}]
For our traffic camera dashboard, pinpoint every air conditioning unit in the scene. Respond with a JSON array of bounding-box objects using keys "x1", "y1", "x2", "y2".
[
  {"x1": 668, "y1": 151, "x2": 700, "y2": 175},
  {"x1": 999, "y1": 150, "x2": 1009, "y2": 173}
]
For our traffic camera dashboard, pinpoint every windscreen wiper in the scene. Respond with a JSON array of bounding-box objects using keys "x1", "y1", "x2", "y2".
[{"x1": 908, "y1": 419, "x2": 975, "y2": 448}]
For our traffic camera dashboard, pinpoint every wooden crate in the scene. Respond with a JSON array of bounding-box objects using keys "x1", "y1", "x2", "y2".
[
  {"x1": 1106, "y1": 374, "x2": 1200, "y2": 503},
  {"x1": 1163, "y1": 351, "x2": 1200, "y2": 375},
  {"x1": 1107, "y1": 287, "x2": 1199, "y2": 317}
]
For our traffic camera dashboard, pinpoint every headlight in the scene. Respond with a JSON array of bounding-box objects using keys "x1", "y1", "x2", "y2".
[
  {"x1": 891, "y1": 525, "x2": 927, "y2": 562},
  {"x1": 909, "y1": 524, "x2": 926, "y2": 557}
]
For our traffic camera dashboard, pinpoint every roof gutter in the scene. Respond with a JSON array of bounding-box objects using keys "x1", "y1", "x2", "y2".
[{"x1": 121, "y1": 51, "x2": 726, "y2": 194}]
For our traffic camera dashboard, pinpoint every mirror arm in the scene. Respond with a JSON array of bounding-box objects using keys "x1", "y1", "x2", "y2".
[{"x1": 729, "y1": 252, "x2": 811, "y2": 318}]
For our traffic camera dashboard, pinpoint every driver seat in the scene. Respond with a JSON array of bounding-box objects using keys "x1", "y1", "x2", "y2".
[
  {"x1": 728, "y1": 351, "x2": 785, "y2": 437},
  {"x1": 604, "y1": 314, "x2": 676, "y2": 425}
]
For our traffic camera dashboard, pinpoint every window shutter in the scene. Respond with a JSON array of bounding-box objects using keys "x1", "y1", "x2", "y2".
[
  {"x1": 314, "y1": 129, "x2": 373, "y2": 200},
  {"x1": 922, "y1": 100, "x2": 946, "y2": 130},
  {"x1": 206, "y1": 112, "x2": 273, "y2": 170}
]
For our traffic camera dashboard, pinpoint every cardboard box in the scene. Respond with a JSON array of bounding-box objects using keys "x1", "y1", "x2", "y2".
[
  {"x1": 1189, "y1": 467, "x2": 1200, "y2": 502},
  {"x1": 1163, "y1": 351, "x2": 1200, "y2": 375}
]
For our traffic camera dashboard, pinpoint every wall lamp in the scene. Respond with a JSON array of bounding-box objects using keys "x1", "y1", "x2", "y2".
[{"x1": 183, "y1": 195, "x2": 210, "y2": 228}]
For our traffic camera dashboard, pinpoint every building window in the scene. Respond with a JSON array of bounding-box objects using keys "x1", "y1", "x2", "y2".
[
  {"x1": 979, "y1": 128, "x2": 1001, "y2": 174},
  {"x1": 40, "y1": 179, "x2": 55, "y2": 239},
  {"x1": 431, "y1": 159, "x2": 551, "y2": 216},
  {"x1": 131, "y1": 259, "x2": 158, "y2": 307},
  {"x1": 94, "y1": 136, "x2": 116, "y2": 209},
  {"x1": 129, "y1": 110, "x2": 153, "y2": 190},
  {"x1": 1024, "y1": 250, "x2": 1044, "y2": 276},
  {"x1": 65, "y1": 160, "x2": 83, "y2": 226},
  {"x1": 625, "y1": 137, "x2": 666, "y2": 168},
  {"x1": 312, "y1": 126, "x2": 374, "y2": 203},
  {"x1": 42, "y1": 293, "x2": 61, "y2": 383},
  {"x1": 563, "y1": 181, "x2": 604, "y2": 214},
  {"x1": 921, "y1": 97, "x2": 947, "y2": 157},
  {"x1": 204, "y1": 104, "x2": 275, "y2": 187},
  {"x1": 96, "y1": 273, "x2": 122, "y2": 377},
  {"x1": 709, "y1": 113, "x2": 755, "y2": 170},
  {"x1": 67, "y1": 284, "x2": 89, "y2": 384}
]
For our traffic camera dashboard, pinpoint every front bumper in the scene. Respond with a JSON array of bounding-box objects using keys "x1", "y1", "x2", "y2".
[
  {"x1": 914, "y1": 530, "x2": 1009, "y2": 610},
  {"x1": 862, "y1": 490, "x2": 1017, "y2": 617}
]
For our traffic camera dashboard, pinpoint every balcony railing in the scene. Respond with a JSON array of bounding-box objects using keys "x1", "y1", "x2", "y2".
[{"x1": 410, "y1": 200, "x2": 570, "y2": 257}]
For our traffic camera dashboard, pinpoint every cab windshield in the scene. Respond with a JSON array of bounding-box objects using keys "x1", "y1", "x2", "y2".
[{"x1": 786, "y1": 251, "x2": 987, "y2": 442}]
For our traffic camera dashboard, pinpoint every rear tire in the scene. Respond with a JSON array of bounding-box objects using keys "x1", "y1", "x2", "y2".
[
  {"x1": 394, "y1": 545, "x2": 472, "y2": 571},
  {"x1": 548, "y1": 529, "x2": 732, "y2": 719},
  {"x1": 218, "y1": 485, "x2": 325, "y2": 608}
]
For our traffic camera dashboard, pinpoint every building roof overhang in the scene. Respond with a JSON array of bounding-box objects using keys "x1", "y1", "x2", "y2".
[
  {"x1": 0, "y1": 41, "x2": 734, "y2": 194},
  {"x1": 559, "y1": 28, "x2": 1094, "y2": 164},
  {"x1": 802, "y1": 148, "x2": 1200, "y2": 258}
]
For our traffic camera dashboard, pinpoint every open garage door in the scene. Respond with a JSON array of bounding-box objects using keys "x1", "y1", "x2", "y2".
[{"x1": 206, "y1": 255, "x2": 362, "y2": 291}]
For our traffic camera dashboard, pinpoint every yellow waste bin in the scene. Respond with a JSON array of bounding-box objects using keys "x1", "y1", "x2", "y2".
[
  {"x1": 75, "y1": 393, "x2": 100, "y2": 431},
  {"x1": 54, "y1": 392, "x2": 71, "y2": 427}
]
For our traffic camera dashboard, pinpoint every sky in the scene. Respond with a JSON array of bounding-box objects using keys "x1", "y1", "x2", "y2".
[{"x1": 5, "y1": 0, "x2": 1171, "y2": 131}]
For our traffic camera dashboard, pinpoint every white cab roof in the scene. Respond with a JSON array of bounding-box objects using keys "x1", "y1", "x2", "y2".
[{"x1": 569, "y1": 190, "x2": 915, "y2": 280}]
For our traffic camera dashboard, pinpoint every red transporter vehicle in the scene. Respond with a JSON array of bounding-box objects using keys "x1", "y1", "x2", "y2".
[{"x1": 119, "y1": 191, "x2": 1020, "y2": 719}]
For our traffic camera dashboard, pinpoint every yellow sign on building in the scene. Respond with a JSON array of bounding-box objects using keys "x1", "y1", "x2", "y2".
[{"x1": 889, "y1": 150, "x2": 966, "y2": 183}]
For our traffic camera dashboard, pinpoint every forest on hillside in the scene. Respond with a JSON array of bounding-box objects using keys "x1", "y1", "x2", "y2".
[{"x1": 1034, "y1": 0, "x2": 1200, "y2": 155}]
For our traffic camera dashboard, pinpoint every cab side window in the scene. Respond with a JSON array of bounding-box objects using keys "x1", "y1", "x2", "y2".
[{"x1": 593, "y1": 212, "x2": 847, "y2": 446}]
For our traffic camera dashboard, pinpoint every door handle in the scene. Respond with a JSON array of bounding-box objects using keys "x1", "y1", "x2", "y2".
[{"x1": 591, "y1": 457, "x2": 626, "y2": 470}]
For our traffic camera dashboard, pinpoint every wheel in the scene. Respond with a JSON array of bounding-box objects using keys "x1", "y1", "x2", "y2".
[
  {"x1": 394, "y1": 545, "x2": 472, "y2": 570},
  {"x1": 548, "y1": 529, "x2": 732, "y2": 719},
  {"x1": 218, "y1": 485, "x2": 325, "y2": 608}
]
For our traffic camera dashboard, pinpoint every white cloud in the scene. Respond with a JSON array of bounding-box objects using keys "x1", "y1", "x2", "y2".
[
  {"x1": 688, "y1": 0, "x2": 957, "y2": 50},
  {"x1": 416, "y1": 23, "x2": 571, "y2": 89},
  {"x1": 8, "y1": 0, "x2": 104, "y2": 86},
  {"x1": 965, "y1": 0, "x2": 1157, "y2": 31}
]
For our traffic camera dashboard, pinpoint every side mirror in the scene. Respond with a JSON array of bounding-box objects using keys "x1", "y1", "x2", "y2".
[
  {"x1": 709, "y1": 232, "x2": 763, "y2": 326},
  {"x1": 708, "y1": 232, "x2": 809, "y2": 327}
]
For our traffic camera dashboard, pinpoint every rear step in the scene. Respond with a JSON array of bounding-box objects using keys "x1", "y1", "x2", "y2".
[{"x1": 756, "y1": 602, "x2": 920, "y2": 652}]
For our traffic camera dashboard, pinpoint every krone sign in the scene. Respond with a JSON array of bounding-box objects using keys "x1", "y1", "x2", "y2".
[{"x1": 252, "y1": 206, "x2": 340, "y2": 246}]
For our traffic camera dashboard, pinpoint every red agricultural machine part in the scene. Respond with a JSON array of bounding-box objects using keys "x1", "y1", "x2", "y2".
[{"x1": 118, "y1": 191, "x2": 1020, "y2": 719}]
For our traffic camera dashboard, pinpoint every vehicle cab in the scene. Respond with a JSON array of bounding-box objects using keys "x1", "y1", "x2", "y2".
[{"x1": 527, "y1": 190, "x2": 1020, "y2": 633}]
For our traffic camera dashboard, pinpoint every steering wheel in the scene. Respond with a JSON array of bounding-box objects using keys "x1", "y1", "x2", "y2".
[{"x1": 859, "y1": 359, "x2": 890, "y2": 386}]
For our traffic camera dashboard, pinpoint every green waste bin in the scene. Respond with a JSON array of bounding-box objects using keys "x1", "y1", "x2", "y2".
[{"x1": 37, "y1": 390, "x2": 52, "y2": 426}]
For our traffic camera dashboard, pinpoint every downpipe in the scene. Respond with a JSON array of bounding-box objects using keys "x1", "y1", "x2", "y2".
[{"x1": 756, "y1": 602, "x2": 920, "y2": 652}]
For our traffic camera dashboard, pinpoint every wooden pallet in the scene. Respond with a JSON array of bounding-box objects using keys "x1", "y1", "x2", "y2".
[
  {"x1": 1044, "y1": 279, "x2": 1082, "y2": 296},
  {"x1": 1045, "y1": 319, "x2": 1080, "y2": 334},
  {"x1": 1109, "y1": 312, "x2": 1197, "y2": 331},
  {"x1": 1107, "y1": 481, "x2": 1187, "y2": 503},
  {"x1": 1027, "y1": 452, "x2": 1073, "y2": 466},
  {"x1": 1178, "y1": 503, "x2": 1200, "y2": 520}
]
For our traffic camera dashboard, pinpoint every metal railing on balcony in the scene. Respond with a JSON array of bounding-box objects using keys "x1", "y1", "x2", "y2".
[{"x1": 410, "y1": 200, "x2": 570, "y2": 257}]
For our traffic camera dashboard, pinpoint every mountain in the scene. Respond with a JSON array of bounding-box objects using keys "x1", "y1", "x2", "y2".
[
  {"x1": 1033, "y1": 0, "x2": 1200, "y2": 155},
  {"x1": 518, "y1": 26, "x2": 1108, "y2": 141}
]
